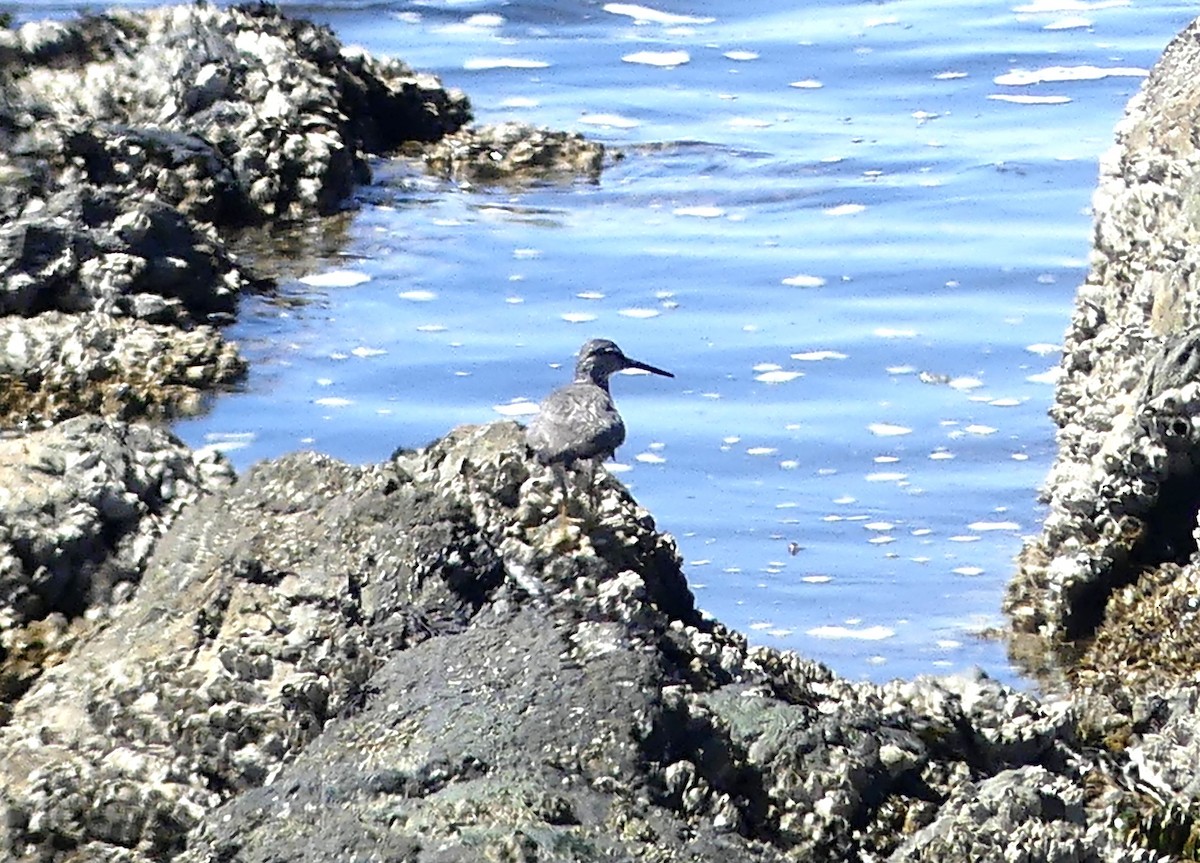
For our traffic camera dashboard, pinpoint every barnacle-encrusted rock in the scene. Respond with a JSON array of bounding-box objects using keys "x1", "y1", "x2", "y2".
[
  {"x1": 0, "y1": 415, "x2": 233, "y2": 710},
  {"x1": 0, "y1": 3, "x2": 476, "y2": 426},
  {"x1": 0, "y1": 421, "x2": 1184, "y2": 862},
  {"x1": 0, "y1": 311, "x2": 246, "y2": 427},
  {"x1": 1007, "y1": 15, "x2": 1200, "y2": 695},
  {"x1": 423, "y1": 121, "x2": 608, "y2": 184}
]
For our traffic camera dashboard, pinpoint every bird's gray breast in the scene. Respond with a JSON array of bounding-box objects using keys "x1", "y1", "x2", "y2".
[{"x1": 525, "y1": 382, "x2": 625, "y2": 465}]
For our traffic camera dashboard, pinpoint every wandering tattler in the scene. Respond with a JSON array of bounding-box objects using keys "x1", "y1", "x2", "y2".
[{"x1": 526, "y1": 338, "x2": 674, "y2": 509}]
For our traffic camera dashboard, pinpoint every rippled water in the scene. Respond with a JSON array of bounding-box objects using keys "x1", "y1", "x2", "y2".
[{"x1": 12, "y1": 0, "x2": 1197, "y2": 683}]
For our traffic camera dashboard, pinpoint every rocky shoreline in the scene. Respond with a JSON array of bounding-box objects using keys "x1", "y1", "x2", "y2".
[
  {"x1": 3, "y1": 5, "x2": 1200, "y2": 862},
  {"x1": 0, "y1": 3, "x2": 603, "y2": 429}
]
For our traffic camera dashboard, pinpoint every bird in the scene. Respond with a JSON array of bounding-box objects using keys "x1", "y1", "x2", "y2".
[{"x1": 526, "y1": 338, "x2": 674, "y2": 513}]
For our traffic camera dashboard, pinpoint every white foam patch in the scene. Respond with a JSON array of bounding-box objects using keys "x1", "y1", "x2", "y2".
[
  {"x1": 929, "y1": 451, "x2": 955, "y2": 461},
  {"x1": 416, "y1": 324, "x2": 447, "y2": 333},
  {"x1": 968, "y1": 520, "x2": 1021, "y2": 531},
  {"x1": 578, "y1": 112, "x2": 641, "y2": 129},
  {"x1": 807, "y1": 624, "x2": 895, "y2": 641},
  {"x1": 603, "y1": 3, "x2": 715, "y2": 25},
  {"x1": 869, "y1": 423, "x2": 912, "y2": 437},
  {"x1": 792, "y1": 350, "x2": 847, "y2": 361},
  {"x1": 513, "y1": 248, "x2": 541, "y2": 260},
  {"x1": 673, "y1": 205, "x2": 724, "y2": 218},
  {"x1": 747, "y1": 446, "x2": 778, "y2": 456},
  {"x1": 351, "y1": 346, "x2": 387, "y2": 358},
  {"x1": 989, "y1": 397, "x2": 1023, "y2": 407},
  {"x1": 948, "y1": 376, "x2": 983, "y2": 391},
  {"x1": 865, "y1": 521, "x2": 894, "y2": 531},
  {"x1": 1028, "y1": 367, "x2": 1064, "y2": 384},
  {"x1": 636, "y1": 452, "x2": 667, "y2": 464},
  {"x1": 298, "y1": 269, "x2": 370, "y2": 288},
  {"x1": 789, "y1": 79, "x2": 823, "y2": 89},
  {"x1": 965, "y1": 424, "x2": 998, "y2": 435},
  {"x1": 824, "y1": 203, "x2": 866, "y2": 216},
  {"x1": 500, "y1": 96, "x2": 540, "y2": 108},
  {"x1": 934, "y1": 71, "x2": 968, "y2": 80},
  {"x1": 782, "y1": 274, "x2": 826, "y2": 288},
  {"x1": 865, "y1": 15, "x2": 900, "y2": 26},
  {"x1": 313, "y1": 397, "x2": 352, "y2": 407},
  {"x1": 1044, "y1": 15, "x2": 1092, "y2": 28},
  {"x1": 1013, "y1": 0, "x2": 1128, "y2": 11},
  {"x1": 464, "y1": 57, "x2": 550, "y2": 70},
  {"x1": 727, "y1": 116, "x2": 773, "y2": 128},
  {"x1": 802, "y1": 575, "x2": 832, "y2": 584},
  {"x1": 202, "y1": 431, "x2": 255, "y2": 453},
  {"x1": 994, "y1": 65, "x2": 1146, "y2": 85},
  {"x1": 561, "y1": 312, "x2": 598, "y2": 323},
  {"x1": 398, "y1": 289, "x2": 437, "y2": 301},
  {"x1": 724, "y1": 50, "x2": 758, "y2": 60},
  {"x1": 618, "y1": 308, "x2": 661, "y2": 319},
  {"x1": 988, "y1": 94, "x2": 1072, "y2": 105},
  {"x1": 577, "y1": 291, "x2": 605, "y2": 300},
  {"x1": 436, "y1": 14, "x2": 504, "y2": 32},
  {"x1": 866, "y1": 471, "x2": 908, "y2": 482},
  {"x1": 622, "y1": 49, "x2": 690, "y2": 67},
  {"x1": 494, "y1": 400, "x2": 539, "y2": 417},
  {"x1": 755, "y1": 370, "x2": 803, "y2": 384}
]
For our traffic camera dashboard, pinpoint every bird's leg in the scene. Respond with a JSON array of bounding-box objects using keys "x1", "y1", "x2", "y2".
[
  {"x1": 584, "y1": 459, "x2": 599, "y2": 514},
  {"x1": 553, "y1": 462, "x2": 570, "y2": 521}
]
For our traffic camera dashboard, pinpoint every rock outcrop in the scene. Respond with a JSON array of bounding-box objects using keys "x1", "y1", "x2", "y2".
[
  {"x1": 0, "y1": 422, "x2": 1191, "y2": 862},
  {"x1": 0, "y1": 5, "x2": 606, "y2": 429},
  {"x1": 1006, "y1": 15, "x2": 1200, "y2": 699}
]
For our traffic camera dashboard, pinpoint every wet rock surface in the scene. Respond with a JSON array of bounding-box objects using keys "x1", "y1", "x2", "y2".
[
  {"x1": 0, "y1": 421, "x2": 1192, "y2": 862},
  {"x1": 422, "y1": 121, "x2": 610, "y2": 185},
  {"x1": 1006, "y1": 14, "x2": 1200, "y2": 698}
]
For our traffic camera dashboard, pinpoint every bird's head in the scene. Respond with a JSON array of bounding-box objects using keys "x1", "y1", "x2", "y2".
[{"x1": 574, "y1": 339, "x2": 674, "y2": 387}]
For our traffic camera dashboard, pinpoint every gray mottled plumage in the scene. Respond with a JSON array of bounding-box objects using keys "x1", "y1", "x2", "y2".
[{"x1": 526, "y1": 338, "x2": 673, "y2": 468}]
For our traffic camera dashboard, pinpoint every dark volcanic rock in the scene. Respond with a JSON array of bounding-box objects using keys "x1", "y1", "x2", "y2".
[
  {"x1": 0, "y1": 186, "x2": 244, "y2": 325},
  {"x1": 0, "y1": 422, "x2": 1186, "y2": 863},
  {"x1": 1006, "y1": 14, "x2": 1200, "y2": 696}
]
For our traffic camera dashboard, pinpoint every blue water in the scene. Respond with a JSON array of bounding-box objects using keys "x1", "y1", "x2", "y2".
[{"x1": 8, "y1": 0, "x2": 1196, "y2": 683}]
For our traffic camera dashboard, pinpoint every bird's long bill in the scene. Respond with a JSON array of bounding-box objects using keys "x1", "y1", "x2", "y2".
[{"x1": 625, "y1": 358, "x2": 675, "y2": 378}]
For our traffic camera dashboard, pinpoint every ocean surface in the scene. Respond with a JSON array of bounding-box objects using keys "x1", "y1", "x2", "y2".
[{"x1": 9, "y1": 0, "x2": 1198, "y2": 684}]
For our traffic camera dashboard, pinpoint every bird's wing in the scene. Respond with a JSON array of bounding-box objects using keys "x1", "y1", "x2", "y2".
[{"x1": 526, "y1": 384, "x2": 624, "y2": 462}]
